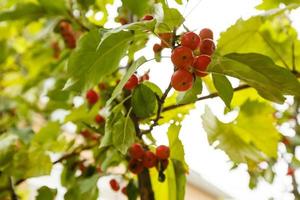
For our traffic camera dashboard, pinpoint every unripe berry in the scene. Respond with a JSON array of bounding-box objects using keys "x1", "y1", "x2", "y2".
[
  {"x1": 95, "y1": 114, "x2": 105, "y2": 124},
  {"x1": 199, "y1": 28, "x2": 213, "y2": 40},
  {"x1": 142, "y1": 151, "x2": 157, "y2": 168},
  {"x1": 156, "y1": 145, "x2": 170, "y2": 160},
  {"x1": 129, "y1": 143, "x2": 145, "y2": 159},
  {"x1": 153, "y1": 43, "x2": 163, "y2": 53},
  {"x1": 109, "y1": 179, "x2": 120, "y2": 191},
  {"x1": 143, "y1": 15, "x2": 154, "y2": 21},
  {"x1": 200, "y1": 39, "x2": 215, "y2": 55},
  {"x1": 124, "y1": 74, "x2": 139, "y2": 90},
  {"x1": 181, "y1": 32, "x2": 201, "y2": 50},
  {"x1": 193, "y1": 55, "x2": 211, "y2": 77},
  {"x1": 128, "y1": 159, "x2": 144, "y2": 174},
  {"x1": 86, "y1": 89, "x2": 99, "y2": 105},
  {"x1": 171, "y1": 46, "x2": 194, "y2": 70},
  {"x1": 171, "y1": 70, "x2": 194, "y2": 92}
]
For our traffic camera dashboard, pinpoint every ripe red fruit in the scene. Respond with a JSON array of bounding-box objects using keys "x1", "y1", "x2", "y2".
[
  {"x1": 143, "y1": 15, "x2": 154, "y2": 21},
  {"x1": 171, "y1": 46, "x2": 194, "y2": 70},
  {"x1": 193, "y1": 55, "x2": 211, "y2": 77},
  {"x1": 282, "y1": 137, "x2": 290, "y2": 146},
  {"x1": 181, "y1": 32, "x2": 201, "y2": 50},
  {"x1": 128, "y1": 159, "x2": 144, "y2": 174},
  {"x1": 95, "y1": 114, "x2": 105, "y2": 124},
  {"x1": 159, "y1": 33, "x2": 173, "y2": 48},
  {"x1": 59, "y1": 21, "x2": 72, "y2": 35},
  {"x1": 139, "y1": 73, "x2": 150, "y2": 82},
  {"x1": 121, "y1": 187, "x2": 127, "y2": 195},
  {"x1": 80, "y1": 130, "x2": 91, "y2": 138},
  {"x1": 119, "y1": 17, "x2": 128, "y2": 25},
  {"x1": 124, "y1": 74, "x2": 139, "y2": 90},
  {"x1": 142, "y1": 151, "x2": 157, "y2": 168},
  {"x1": 129, "y1": 143, "x2": 145, "y2": 159},
  {"x1": 153, "y1": 43, "x2": 163, "y2": 53},
  {"x1": 86, "y1": 89, "x2": 99, "y2": 105},
  {"x1": 64, "y1": 33, "x2": 76, "y2": 49},
  {"x1": 156, "y1": 159, "x2": 169, "y2": 171},
  {"x1": 199, "y1": 28, "x2": 213, "y2": 40},
  {"x1": 109, "y1": 179, "x2": 120, "y2": 191},
  {"x1": 200, "y1": 39, "x2": 215, "y2": 55},
  {"x1": 287, "y1": 167, "x2": 295, "y2": 176},
  {"x1": 156, "y1": 145, "x2": 170, "y2": 160},
  {"x1": 171, "y1": 70, "x2": 194, "y2": 91}
]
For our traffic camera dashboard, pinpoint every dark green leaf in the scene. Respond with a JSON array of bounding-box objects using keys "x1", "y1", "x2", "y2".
[
  {"x1": 121, "y1": 0, "x2": 151, "y2": 17},
  {"x1": 0, "y1": 3, "x2": 45, "y2": 21},
  {"x1": 132, "y1": 84, "x2": 157, "y2": 118},
  {"x1": 36, "y1": 186, "x2": 57, "y2": 200},
  {"x1": 38, "y1": 0, "x2": 67, "y2": 14},
  {"x1": 212, "y1": 74, "x2": 233, "y2": 108}
]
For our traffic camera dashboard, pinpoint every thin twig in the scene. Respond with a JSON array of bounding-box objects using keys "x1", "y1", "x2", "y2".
[{"x1": 9, "y1": 177, "x2": 18, "y2": 200}]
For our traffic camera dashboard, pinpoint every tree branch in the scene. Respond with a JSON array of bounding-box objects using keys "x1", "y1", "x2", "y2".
[{"x1": 9, "y1": 177, "x2": 18, "y2": 200}]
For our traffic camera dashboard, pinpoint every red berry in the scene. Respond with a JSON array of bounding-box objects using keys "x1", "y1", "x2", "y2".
[
  {"x1": 200, "y1": 39, "x2": 215, "y2": 55},
  {"x1": 95, "y1": 114, "x2": 105, "y2": 124},
  {"x1": 282, "y1": 137, "x2": 290, "y2": 146},
  {"x1": 156, "y1": 145, "x2": 170, "y2": 160},
  {"x1": 124, "y1": 74, "x2": 139, "y2": 90},
  {"x1": 129, "y1": 143, "x2": 145, "y2": 159},
  {"x1": 193, "y1": 55, "x2": 211, "y2": 77},
  {"x1": 171, "y1": 70, "x2": 194, "y2": 92},
  {"x1": 128, "y1": 159, "x2": 144, "y2": 174},
  {"x1": 181, "y1": 32, "x2": 201, "y2": 50},
  {"x1": 171, "y1": 46, "x2": 194, "y2": 70},
  {"x1": 153, "y1": 43, "x2": 162, "y2": 53},
  {"x1": 156, "y1": 159, "x2": 169, "y2": 171},
  {"x1": 143, "y1": 15, "x2": 154, "y2": 21},
  {"x1": 109, "y1": 179, "x2": 120, "y2": 191},
  {"x1": 86, "y1": 89, "x2": 99, "y2": 105},
  {"x1": 142, "y1": 151, "x2": 157, "y2": 168},
  {"x1": 98, "y1": 83, "x2": 107, "y2": 90},
  {"x1": 159, "y1": 33, "x2": 173, "y2": 48},
  {"x1": 139, "y1": 73, "x2": 150, "y2": 82},
  {"x1": 199, "y1": 28, "x2": 213, "y2": 40},
  {"x1": 121, "y1": 187, "x2": 127, "y2": 195},
  {"x1": 287, "y1": 167, "x2": 295, "y2": 176},
  {"x1": 59, "y1": 21, "x2": 72, "y2": 35},
  {"x1": 80, "y1": 130, "x2": 91, "y2": 138},
  {"x1": 64, "y1": 33, "x2": 76, "y2": 49}
]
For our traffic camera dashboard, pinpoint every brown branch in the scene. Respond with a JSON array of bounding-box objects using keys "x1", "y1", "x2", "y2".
[{"x1": 9, "y1": 177, "x2": 18, "y2": 200}]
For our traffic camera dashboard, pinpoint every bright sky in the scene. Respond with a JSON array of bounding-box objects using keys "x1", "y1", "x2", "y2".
[{"x1": 27, "y1": 0, "x2": 300, "y2": 199}]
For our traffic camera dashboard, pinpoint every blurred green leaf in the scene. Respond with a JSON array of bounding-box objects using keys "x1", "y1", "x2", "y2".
[
  {"x1": 0, "y1": 3, "x2": 45, "y2": 21},
  {"x1": 121, "y1": 0, "x2": 150, "y2": 17},
  {"x1": 36, "y1": 186, "x2": 57, "y2": 200}
]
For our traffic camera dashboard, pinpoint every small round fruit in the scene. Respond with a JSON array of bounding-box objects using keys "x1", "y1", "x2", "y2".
[
  {"x1": 171, "y1": 70, "x2": 194, "y2": 91},
  {"x1": 95, "y1": 114, "x2": 105, "y2": 124},
  {"x1": 181, "y1": 32, "x2": 201, "y2": 50},
  {"x1": 128, "y1": 159, "x2": 144, "y2": 174},
  {"x1": 159, "y1": 33, "x2": 173, "y2": 48},
  {"x1": 119, "y1": 17, "x2": 128, "y2": 25},
  {"x1": 199, "y1": 28, "x2": 213, "y2": 40},
  {"x1": 129, "y1": 143, "x2": 145, "y2": 159},
  {"x1": 64, "y1": 33, "x2": 76, "y2": 49},
  {"x1": 121, "y1": 187, "x2": 127, "y2": 195},
  {"x1": 153, "y1": 43, "x2": 163, "y2": 53},
  {"x1": 109, "y1": 179, "x2": 120, "y2": 191},
  {"x1": 139, "y1": 73, "x2": 150, "y2": 82},
  {"x1": 142, "y1": 151, "x2": 157, "y2": 168},
  {"x1": 86, "y1": 89, "x2": 99, "y2": 105},
  {"x1": 143, "y1": 15, "x2": 154, "y2": 21},
  {"x1": 287, "y1": 167, "x2": 295, "y2": 176},
  {"x1": 193, "y1": 55, "x2": 211, "y2": 77},
  {"x1": 156, "y1": 145, "x2": 170, "y2": 160},
  {"x1": 200, "y1": 39, "x2": 215, "y2": 55},
  {"x1": 171, "y1": 46, "x2": 194, "y2": 69},
  {"x1": 59, "y1": 21, "x2": 72, "y2": 34},
  {"x1": 124, "y1": 74, "x2": 139, "y2": 90},
  {"x1": 80, "y1": 130, "x2": 91, "y2": 138}
]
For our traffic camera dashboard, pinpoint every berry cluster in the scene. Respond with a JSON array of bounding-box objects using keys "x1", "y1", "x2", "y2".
[
  {"x1": 170, "y1": 28, "x2": 215, "y2": 91},
  {"x1": 127, "y1": 143, "x2": 170, "y2": 181},
  {"x1": 58, "y1": 21, "x2": 76, "y2": 49},
  {"x1": 123, "y1": 72, "x2": 150, "y2": 90}
]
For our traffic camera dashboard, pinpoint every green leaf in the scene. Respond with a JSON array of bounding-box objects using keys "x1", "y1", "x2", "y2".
[
  {"x1": 132, "y1": 84, "x2": 157, "y2": 118},
  {"x1": 172, "y1": 160, "x2": 187, "y2": 200},
  {"x1": 209, "y1": 53, "x2": 300, "y2": 103},
  {"x1": 126, "y1": 180, "x2": 139, "y2": 200},
  {"x1": 256, "y1": 0, "x2": 300, "y2": 10},
  {"x1": 36, "y1": 186, "x2": 57, "y2": 200},
  {"x1": 0, "y1": 3, "x2": 45, "y2": 21},
  {"x1": 38, "y1": 0, "x2": 67, "y2": 14},
  {"x1": 66, "y1": 29, "x2": 133, "y2": 91},
  {"x1": 167, "y1": 124, "x2": 186, "y2": 167},
  {"x1": 143, "y1": 81, "x2": 163, "y2": 97},
  {"x1": 212, "y1": 74, "x2": 233, "y2": 108},
  {"x1": 202, "y1": 100, "x2": 281, "y2": 163},
  {"x1": 0, "y1": 133, "x2": 18, "y2": 168},
  {"x1": 121, "y1": 0, "x2": 151, "y2": 17},
  {"x1": 107, "y1": 56, "x2": 147, "y2": 106},
  {"x1": 102, "y1": 108, "x2": 136, "y2": 154},
  {"x1": 176, "y1": 77, "x2": 202, "y2": 105}
]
